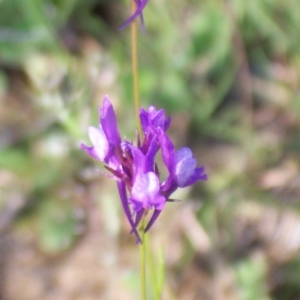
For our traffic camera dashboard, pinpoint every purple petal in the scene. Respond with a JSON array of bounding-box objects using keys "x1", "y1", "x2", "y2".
[
  {"x1": 175, "y1": 147, "x2": 193, "y2": 163},
  {"x1": 156, "y1": 129, "x2": 178, "y2": 196},
  {"x1": 140, "y1": 11, "x2": 146, "y2": 34},
  {"x1": 164, "y1": 117, "x2": 171, "y2": 131},
  {"x1": 127, "y1": 139, "x2": 159, "y2": 175},
  {"x1": 80, "y1": 126, "x2": 109, "y2": 161},
  {"x1": 131, "y1": 172, "x2": 165, "y2": 211},
  {"x1": 128, "y1": 145, "x2": 146, "y2": 180},
  {"x1": 80, "y1": 143, "x2": 99, "y2": 160},
  {"x1": 184, "y1": 166, "x2": 208, "y2": 186},
  {"x1": 131, "y1": 172, "x2": 159, "y2": 203},
  {"x1": 176, "y1": 157, "x2": 197, "y2": 187},
  {"x1": 140, "y1": 106, "x2": 171, "y2": 133},
  {"x1": 99, "y1": 95, "x2": 121, "y2": 147},
  {"x1": 134, "y1": 209, "x2": 145, "y2": 229},
  {"x1": 145, "y1": 136, "x2": 159, "y2": 172},
  {"x1": 139, "y1": 108, "x2": 149, "y2": 133},
  {"x1": 117, "y1": 181, "x2": 141, "y2": 244},
  {"x1": 150, "y1": 194, "x2": 165, "y2": 210},
  {"x1": 120, "y1": 0, "x2": 148, "y2": 31},
  {"x1": 151, "y1": 109, "x2": 166, "y2": 129},
  {"x1": 175, "y1": 147, "x2": 207, "y2": 187},
  {"x1": 157, "y1": 129, "x2": 175, "y2": 173},
  {"x1": 175, "y1": 158, "x2": 197, "y2": 187},
  {"x1": 88, "y1": 126, "x2": 109, "y2": 161},
  {"x1": 145, "y1": 209, "x2": 162, "y2": 232},
  {"x1": 160, "y1": 176, "x2": 179, "y2": 198}
]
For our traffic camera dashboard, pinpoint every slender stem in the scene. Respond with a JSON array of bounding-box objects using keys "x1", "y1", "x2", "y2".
[
  {"x1": 131, "y1": 0, "x2": 142, "y2": 134},
  {"x1": 130, "y1": 1, "x2": 146, "y2": 298},
  {"x1": 139, "y1": 216, "x2": 147, "y2": 300},
  {"x1": 146, "y1": 233, "x2": 159, "y2": 300}
]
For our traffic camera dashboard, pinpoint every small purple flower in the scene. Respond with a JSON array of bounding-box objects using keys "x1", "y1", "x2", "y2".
[
  {"x1": 138, "y1": 106, "x2": 170, "y2": 156},
  {"x1": 158, "y1": 130, "x2": 207, "y2": 197},
  {"x1": 81, "y1": 95, "x2": 207, "y2": 243},
  {"x1": 175, "y1": 148, "x2": 208, "y2": 187},
  {"x1": 144, "y1": 129, "x2": 207, "y2": 232},
  {"x1": 120, "y1": 0, "x2": 149, "y2": 33},
  {"x1": 131, "y1": 172, "x2": 165, "y2": 211},
  {"x1": 81, "y1": 95, "x2": 121, "y2": 169},
  {"x1": 140, "y1": 106, "x2": 171, "y2": 134},
  {"x1": 128, "y1": 145, "x2": 165, "y2": 212}
]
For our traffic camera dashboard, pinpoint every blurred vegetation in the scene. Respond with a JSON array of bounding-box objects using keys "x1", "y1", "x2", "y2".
[{"x1": 0, "y1": 0, "x2": 300, "y2": 299}]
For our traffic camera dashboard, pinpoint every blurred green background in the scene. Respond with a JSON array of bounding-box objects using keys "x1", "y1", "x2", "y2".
[{"x1": 0, "y1": 0, "x2": 300, "y2": 299}]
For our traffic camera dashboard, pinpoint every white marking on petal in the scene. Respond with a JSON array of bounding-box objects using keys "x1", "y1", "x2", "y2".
[
  {"x1": 132, "y1": 172, "x2": 160, "y2": 203},
  {"x1": 88, "y1": 126, "x2": 109, "y2": 161},
  {"x1": 175, "y1": 147, "x2": 193, "y2": 164}
]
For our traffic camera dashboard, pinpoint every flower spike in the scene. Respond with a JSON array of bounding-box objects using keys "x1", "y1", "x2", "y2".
[{"x1": 81, "y1": 95, "x2": 207, "y2": 242}]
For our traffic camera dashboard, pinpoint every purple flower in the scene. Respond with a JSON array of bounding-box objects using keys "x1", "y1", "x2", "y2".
[
  {"x1": 128, "y1": 145, "x2": 165, "y2": 212},
  {"x1": 158, "y1": 130, "x2": 207, "y2": 196},
  {"x1": 140, "y1": 106, "x2": 171, "y2": 134},
  {"x1": 81, "y1": 95, "x2": 207, "y2": 243},
  {"x1": 81, "y1": 95, "x2": 121, "y2": 169},
  {"x1": 138, "y1": 106, "x2": 170, "y2": 156},
  {"x1": 175, "y1": 148, "x2": 208, "y2": 187},
  {"x1": 120, "y1": 0, "x2": 149, "y2": 33},
  {"x1": 131, "y1": 172, "x2": 165, "y2": 211},
  {"x1": 144, "y1": 129, "x2": 207, "y2": 232}
]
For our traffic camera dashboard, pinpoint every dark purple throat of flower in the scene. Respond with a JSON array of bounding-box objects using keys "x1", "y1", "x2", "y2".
[{"x1": 81, "y1": 96, "x2": 207, "y2": 243}]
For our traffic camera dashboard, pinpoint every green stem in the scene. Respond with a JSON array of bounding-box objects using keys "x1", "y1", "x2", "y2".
[
  {"x1": 146, "y1": 233, "x2": 164, "y2": 300},
  {"x1": 146, "y1": 234, "x2": 159, "y2": 300},
  {"x1": 139, "y1": 216, "x2": 147, "y2": 300},
  {"x1": 131, "y1": 0, "x2": 142, "y2": 134},
  {"x1": 130, "y1": 1, "x2": 146, "y2": 299}
]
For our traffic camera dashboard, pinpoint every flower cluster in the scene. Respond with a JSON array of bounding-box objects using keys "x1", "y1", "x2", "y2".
[
  {"x1": 120, "y1": 0, "x2": 148, "y2": 33},
  {"x1": 81, "y1": 96, "x2": 207, "y2": 243}
]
